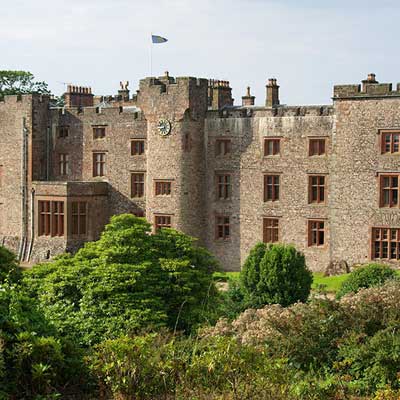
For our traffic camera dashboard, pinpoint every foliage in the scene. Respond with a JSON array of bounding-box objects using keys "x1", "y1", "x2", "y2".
[
  {"x1": 0, "y1": 284, "x2": 88, "y2": 398},
  {"x1": 0, "y1": 70, "x2": 49, "y2": 99},
  {"x1": 337, "y1": 263, "x2": 397, "y2": 299},
  {"x1": 0, "y1": 245, "x2": 21, "y2": 284},
  {"x1": 336, "y1": 327, "x2": 400, "y2": 394},
  {"x1": 23, "y1": 214, "x2": 219, "y2": 346},
  {"x1": 241, "y1": 243, "x2": 312, "y2": 307}
]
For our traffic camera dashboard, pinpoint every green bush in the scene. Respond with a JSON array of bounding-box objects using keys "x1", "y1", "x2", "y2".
[
  {"x1": 24, "y1": 214, "x2": 219, "y2": 346},
  {"x1": 241, "y1": 243, "x2": 312, "y2": 307},
  {"x1": 337, "y1": 263, "x2": 397, "y2": 299},
  {"x1": 0, "y1": 246, "x2": 21, "y2": 284}
]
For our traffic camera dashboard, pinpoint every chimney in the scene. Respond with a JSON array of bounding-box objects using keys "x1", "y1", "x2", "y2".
[
  {"x1": 242, "y1": 86, "x2": 255, "y2": 106},
  {"x1": 118, "y1": 81, "x2": 130, "y2": 101},
  {"x1": 266, "y1": 78, "x2": 280, "y2": 107},
  {"x1": 207, "y1": 79, "x2": 234, "y2": 110},
  {"x1": 64, "y1": 85, "x2": 94, "y2": 108},
  {"x1": 362, "y1": 73, "x2": 378, "y2": 92}
]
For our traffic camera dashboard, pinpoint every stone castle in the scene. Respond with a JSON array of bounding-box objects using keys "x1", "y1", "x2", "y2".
[{"x1": 1, "y1": 72, "x2": 400, "y2": 271}]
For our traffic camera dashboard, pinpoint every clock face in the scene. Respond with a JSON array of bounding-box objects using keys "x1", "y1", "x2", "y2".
[{"x1": 157, "y1": 119, "x2": 171, "y2": 136}]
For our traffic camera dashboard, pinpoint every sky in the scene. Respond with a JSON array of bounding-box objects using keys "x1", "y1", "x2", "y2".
[{"x1": 2, "y1": 0, "x2": 400, "y2": 105}]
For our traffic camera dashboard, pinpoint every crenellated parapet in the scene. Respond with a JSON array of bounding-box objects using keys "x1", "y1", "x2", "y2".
[{"x1": 333, "y1": 73, "x2": 400, "y2": 99}]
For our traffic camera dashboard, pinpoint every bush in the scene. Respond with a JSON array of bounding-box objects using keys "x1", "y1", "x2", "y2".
[
  {"x1": 337, "y1": 263, "x2": 397, "y2": 299},
  {"x1": 241, "y1": 243, "x2": 312, "y2": 307},
  {"x1": 24, "y1": 214, "x2": 219, "y2": 346},
  {"x1": 0, "y1": 246, "x2": 21, "y2": 284}
]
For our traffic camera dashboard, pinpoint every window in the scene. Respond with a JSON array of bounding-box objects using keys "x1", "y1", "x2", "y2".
[
  {"x1": 155, "y1": 180, "x2": 171, "y2": 196},
  {"x1": 263, "y1": 218, "x2": 279, "y2": 243},
  {"x1": 216, "y1": 216, "x2": 230, "y2": 239},
  {"x1": 308, "y1": 220, "x2": 325, "y2": 246},
  {"x1": 381, "y1": 131, "x2": 400, "y2": 154},
  {"x1": 131, "y1": 140, "x2": 145, "y2": 155},
  {"x1": 216, "y1": 139, "x2": 231, "y2": 156},
  {"x1": 372, "y1": 227, "x2": 400, "y2": 260},
  {"x1": 131, "y1": 173, "x2": 145, "y2": 198},
  {"x1": 38, "y1": 200, "x2": 64, "y2": 237},
  {"x1": 59, "y1": 153, "x2": 69, "y2": 176},
  {"x1": 309, "y1": 175, "x2": 326, "y2": 204},
  {"x1": 93, "y1": 153, "x2": 106, "y2": 177},
  {"x1": 264, "y1": 138, "x2": 280, "y2": 156},
  {"x1": 216, "y1": 174, "x2": 231, "y2": 199},
  {"x1": 71, "y1": 201, "x2": 87, "y2": 236},
  {"x1": 264, "y1": 175, "x2": 280, "y2": 201},
  {"x1": 58, "y1": 126, "x2": 69, "y2": 138},
  {"x1": 380, "y1": 175, "x2": 399, "y2": 207},
  {"x1": 155, "y1": 215, "x2": 171, "y2": 231},
  {"x1": 309, "y1": 138, "x2": 326, "y2": 156},
  {"x1": 93, "y1": 126, "x2": 106, "y2": 139}
]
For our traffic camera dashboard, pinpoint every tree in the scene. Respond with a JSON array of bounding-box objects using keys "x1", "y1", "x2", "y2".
[
  {"x1": 0, "y1": 246, "x2": 21, "y2": 284},
  {"x1": 0, "y1": 70, "x2": 50, "y2": 99},
  {"x1": 241, "y1": 243, "x2": 312, "y2": 307},
  {"x1": 24, "y1": 214, "x2": 219, "y2": 346}
]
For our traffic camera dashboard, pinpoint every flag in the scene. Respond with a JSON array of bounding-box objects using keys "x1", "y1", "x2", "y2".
[{"x1": 152, "y1": 35, "x2": 168, "y2": 44}]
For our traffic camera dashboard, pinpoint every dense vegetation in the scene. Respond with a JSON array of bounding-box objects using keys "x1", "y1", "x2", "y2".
[
  {"x1": 0, "y1": 70, "x2": 49, "y2": 99},
  {"x1": 0, "y1": 215, "x2": 399, "y2": 399}
]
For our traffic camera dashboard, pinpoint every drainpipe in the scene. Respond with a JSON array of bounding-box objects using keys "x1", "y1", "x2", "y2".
[
  {"x1": 26, "y1": 188, "x2": 35, "y2": 262},
  {"x1": 46, "y1": 126, "x2": 50, "y2": 180}
]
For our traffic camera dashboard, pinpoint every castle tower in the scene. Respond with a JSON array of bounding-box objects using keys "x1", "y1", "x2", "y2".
[{"x1": 137, "y1": 72, "x2": 209, "y2": 241}]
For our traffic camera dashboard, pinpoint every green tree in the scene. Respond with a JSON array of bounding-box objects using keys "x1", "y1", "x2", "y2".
[
  {"x1": 0, "y1": 70, "x2": 49, "y2": 99},
  {"x1": 24, "y1": 214, "x2": 219, "y2": 346},
  {"x1": 337, "y1": 263, "x2": 397, "y2": 299},
  {"x1": 241, "y1": 243, "x2": 312, "y2": 307},
  {"x1": 0, "y1": 246, "x2": 21, "y2": 284}
]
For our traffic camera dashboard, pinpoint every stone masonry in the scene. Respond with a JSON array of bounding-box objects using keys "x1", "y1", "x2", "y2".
[{"x1": 1, "y1": 72, "x2": 400, "y2": 271}]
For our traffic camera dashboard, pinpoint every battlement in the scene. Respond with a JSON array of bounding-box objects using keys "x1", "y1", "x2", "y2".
[
  {"x1": 55, "y1": 105, "x2": 143, "y2": 119},
  {"x1": 333, "y1": 73, "x2": 400, "y2": 99},
  {"x1": 0, "y1": 93, "x2": 50, "y2": 108}
]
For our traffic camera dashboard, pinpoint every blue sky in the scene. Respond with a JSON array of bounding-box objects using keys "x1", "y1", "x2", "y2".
[{"x1": 2, "y1": 0, "x2": 400, "y2": 105}]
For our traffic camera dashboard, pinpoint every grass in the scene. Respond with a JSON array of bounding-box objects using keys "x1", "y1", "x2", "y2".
[{"x1": 214, "y1": 270, "x2": 400, "y2": 294}]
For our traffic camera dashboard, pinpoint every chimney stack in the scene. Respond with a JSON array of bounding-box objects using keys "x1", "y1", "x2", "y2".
[
  {"x1": 64, "y1": 85, "x2": 94, "y2": 108},
  {"x1": 242, "y1": 86, "x2": 255, "y2": 106},
  {"x1": 266, "y1": 78, "x2": 280, "y2": 107},
  {"x1": 362, "y1": 73, "x2": 378, "y2": 92}
]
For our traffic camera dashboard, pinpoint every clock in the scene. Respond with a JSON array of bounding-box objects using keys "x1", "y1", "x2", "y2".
[{"x1": 157, "y1": 119, "x2": 171, "y2": 136}]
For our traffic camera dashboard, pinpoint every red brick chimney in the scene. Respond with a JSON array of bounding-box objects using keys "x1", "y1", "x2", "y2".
[{"x1": 64, "y1": 85, "x2": 94, "y2": 108}]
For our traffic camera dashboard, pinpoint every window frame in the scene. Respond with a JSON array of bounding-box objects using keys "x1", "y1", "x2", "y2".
[
  {"x1": 154, "y1": 180, "x2": 172, "y2": 196},
  {"x1": 58, "y1": 126, "x2": 69, "y2": 138},
  {"x1": 58, "y1": 153, "x2": 69, "y2": 176},
  {"x1": 308, "y1": 138, "x2": 326, "y2": 156},
  {"x1": 71, "y1": 201, "x2": 88, "y2": 237},
  {"x1": 131, "y1": 172, "x2": 145, "y2": 198},
  {"x1": 380, "y1": 130, "x2": 400, "y2": 154},
  {"x1": 215, "y1": 215, "x2": 230, "y2": 240},
  {"x1": 264, "y1": 138, "x2": 281, "y2": 156},
  {"x1": 308, "y1": 219, "x2": 325, "y2": 247},
  {"x1": 308, "y1": 175, "x2": 326, "y2": 204},
  {"x1": 371, "y1": 227, "x2": 400, "y2": 260},
  {"x1": 93, "y1": 125, "x2": 106, "y2": 139},
  {"x1": 216, "y1": 173, "x2": 232, "y2": 200},
  {"x1": 154, "y1": 214, "x2": 172, "y2": 231},
  {"x1": 38, "y1": 200, "x2": 65, "y2": 237},
  {"x1": 263, "y1": 217, "x2": 279, "y2": 243},
  {"x1": 379, "y1": 174, "x2": 399, "y2": 208},
  {"x1": 93, "y1": 152, "x2": 106, "y2": 177},
  {"x1": 131, "y1": 139, "x2": 145, "y2": 156},
  {"x1": 263, "y1": 174, "x2": 280, "y2": 202}
]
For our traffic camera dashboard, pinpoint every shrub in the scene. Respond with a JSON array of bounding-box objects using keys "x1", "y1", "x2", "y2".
[
  {"x1": 24, "y1": 214, "x2": 219, "y2": 345},
  {"x1": 241, "y1": 243, "x2": 312, "y2": 307},
  {"x1": 337, "y1": 263, "x2": 397, "y2": 299},
  {"x1": 0, "y1": 246, "x2": 21, "y2": 284}
]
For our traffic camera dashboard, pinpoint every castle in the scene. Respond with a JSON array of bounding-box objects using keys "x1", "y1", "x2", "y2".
[{"x1": 1, "y1": 72, "x2": 400, "y2": 271}]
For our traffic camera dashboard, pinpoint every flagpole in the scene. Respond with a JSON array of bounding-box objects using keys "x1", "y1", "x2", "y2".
[{"x1": 150, "y1": 32, "x2": 153, "y2": 77}]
